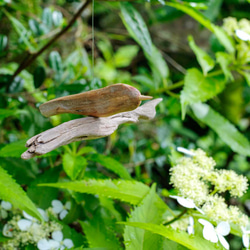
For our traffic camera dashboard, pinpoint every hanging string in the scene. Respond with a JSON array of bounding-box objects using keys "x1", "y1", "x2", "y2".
[{"x1": 91, "y1": 0, "x2": 95, "y2": 80}]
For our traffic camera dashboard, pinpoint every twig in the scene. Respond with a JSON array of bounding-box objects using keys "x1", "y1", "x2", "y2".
[
  {"x1": 21, "y1": 98, "x2": 162, "y2": 159},
  {"x1": 11, "y1": 0, "x2": 91, "y2": 80}
]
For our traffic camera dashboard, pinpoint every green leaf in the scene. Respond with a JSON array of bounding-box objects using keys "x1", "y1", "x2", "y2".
[
  {"x1": 4, "y1": 10, "x2": 36, "y2": 52},
  {"x1": 49, "y1": 51, "x2": 63, "y2": 80},
  {"x1": 39, "y1": 179, "x2": 150, "y2": 205},
  {"x1": 188, "y1": 36, "x2": 215, "y2": 75},
  {"x1": 124, "y1": 184, "x2": 167, "y2": 250},
  {"x1": 33, "y1": 66, "x2": 46, "y2": 88},
  {"x1": 216, "y1": 52, "x2": 234, "y2": 81},
  {"x1": 0, "y1": 34, "x2": 7, "y2": 52},
  {"x1": 0, "y1": 109, "x2": 17, "y2": 120},
  {"x1": 63, "y1": 153, "x2": 87, "y2": 180},
  {"x1": 0, "y1": 166, "x2": 43, "y2": 221},
  {"x1": 192, "y1": 103, "x2": 250, "y2": 156},
  {"x1": 120, "y1": 222, "x2": 223, "y2": 250},
  {"x1": 79, "y1": 208, "x2": 122, "y2": 249},
  {"x1": 120, "y1": 2, "x2": 152, "y2": 56},
  {"x1": 0, "y1": 139, "x2": 27, "y2": 158},
  {"x1": 114, "y1": 45, "x2": 139, "y2": 68},
  {"x1": 240, "y1": 71, "x2": 250, "y2": 86},
  {"x1": 212, "y1": 25, "x2": 235, "y2": 54},
  {"x1": 88, "y1": 154, "x2": 131, "y2": 180},
  {"x1": 181, "y1": 68, "x2": 226, "y2": 118}
]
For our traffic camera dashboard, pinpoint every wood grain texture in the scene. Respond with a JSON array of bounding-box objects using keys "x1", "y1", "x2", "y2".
[
  {"x1": 21, "y1": 98, "x2": 162, "y2": 159},
  {"x1": 39, "y1": 83, "x2": 152, "y2": 117}
]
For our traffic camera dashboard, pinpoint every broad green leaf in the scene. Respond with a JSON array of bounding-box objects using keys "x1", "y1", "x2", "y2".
[
  {"x1": 79, "y1": 208, "x2": 122, "y2": 249},
  {"x1": 212, "y1": 25, "x2": 235, "y2": 54},
  {"x1": 203, "y1": 0, "x2": 223, "y2": 21},
  {"x1": 4, "y1": 10, "x2": 36, "y2": 52},
  {"x1": 216, "y1": 52, "x2": 234, "y2": 81},
  {"x1": 124, "y1": 184, "x2": 167, "y2": 250},
  {"x1": 0, "y1": 166, "x2": 43, "y2": 221},
  {"x1": 0, "y1": 139, "x2": 27, "y2": 158},
  {"x1": 188, "y1": 36, "x2": 215, "y2": 75},
  {"x1": 181, "y1": 68, "x2": 226, "y2": 118},
  {"x1": 39, "y1": 179, "x2": 150, "y2": 205},
  {"x1": 192, "y1": 103, "x2": 250, "y2": 156},
  {"x1": 87, "y1": 154, "x2": 131, "y2": 180},
  {"x1": 49, "y1": 51, "x2": 63, "y2": 81},
  {"x1": 114, "y1": 45, "x2": 139, "y2": 68},
  {"x1": 120, "y1": 2, "x2": 152, "y2": 56},
  {"x1": 63, "y1": 153, "x2": 87, "y2": 180},
  {"x1": 120, "y1": 222, "x2": 223, "y2": 250},
  {"x1": 33, "y1": 66, "x2": 46, "y2": 88}
]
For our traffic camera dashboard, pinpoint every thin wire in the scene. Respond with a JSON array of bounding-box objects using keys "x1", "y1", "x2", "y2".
[{"x1": 91, "y1": 0, "x2": 95, "y2": 79}]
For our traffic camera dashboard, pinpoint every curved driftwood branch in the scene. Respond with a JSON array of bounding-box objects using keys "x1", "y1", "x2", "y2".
[{"x1": 21, "y1": 98, "x2": 162, "y2": 159}]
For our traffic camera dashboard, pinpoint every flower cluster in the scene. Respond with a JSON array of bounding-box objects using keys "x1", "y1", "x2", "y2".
[
  {"x1": 169, "y1": 148, "x2": 249, "y2": 249},
  {"x1": 0, "y1": 200, "x2": 74, "y2": 250}
]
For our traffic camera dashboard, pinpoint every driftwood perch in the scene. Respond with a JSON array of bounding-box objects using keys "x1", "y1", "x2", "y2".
[{"x1": 21, "y1": 98, "x2": 162, "y2": 159}]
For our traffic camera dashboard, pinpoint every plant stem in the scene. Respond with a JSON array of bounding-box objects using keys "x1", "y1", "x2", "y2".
[
  {"x1": 163, "y1": 209, "x2": 188, "y2": 226},
  {"x1": 11, "y1": 0, "x2": 91, "y2": 80}
]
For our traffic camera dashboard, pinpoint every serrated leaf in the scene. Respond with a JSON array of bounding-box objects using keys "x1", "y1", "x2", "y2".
[
  {"x1": 0, "y1": 166, "x2": 43, "y2": 221},
  {"x1": 63, "y1": 153, "x2": 87, "y2": 180},
  {"x1": 88, "y1": 154, "x2": 131, "y2": 180},
  {"x1": 216, "y1": 52, "x2": 234, "y2": 81},
  {"x1": 0, "y1": 139, "x2": 27, "y2": 158},
  {"x1": 192, "y1": 103, "x2": 250, "y2": 156},
  {"x1": 114, "y1": 45, "x2": 139, "y2": 68},
  {"x1": 188, "y1": 36, "x2": 215, "y2": 75},
  {"x1": 120, "y1": 222, "x2": 223, "y2": 250},
  {"x1": 181, "y1": 68, "x2": 226, "y2": 118},
  {"x1": 79, "y1": 208, "x2": 122, "y2": 249},
  {"x1": 39, "y1": 179, "x2": 150, "y2": 205},
  {"x1": 120, "y1": 2, "x2": 152, "y2": 56},
  {"x1": 124, "y1": 184, "x2": 167, "y2": 250}
]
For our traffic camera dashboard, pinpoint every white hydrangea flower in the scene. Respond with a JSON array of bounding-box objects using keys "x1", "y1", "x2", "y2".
[
  {"x1": 0, "y1": 201, "x2": 12, "y2": 219},
  {"x1": 17, "y1": 209, "x2": 48, "y2": 231},
  {"x1": 177, "y1": 147, "x2": 195, "y2": 156},
  {"x1": 198, "y1": 219, "x2": 230, "y2": 250},
  {"x1": 241, "y1": 226, "x2": 250, "y2": 249},
  {"x1": 170, "y1": 195, "x2": 204, "y2": 214},
  {"x1": 37, "y1": 231, "x2": 74, "y2": 250},
  {"x1": 52, "y1": 200, "x2": 71, "y2": 220}
]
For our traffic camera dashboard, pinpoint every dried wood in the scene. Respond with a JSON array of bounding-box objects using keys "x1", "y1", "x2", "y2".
[{"x1": 21, "y1": 98, "x2": 162, "y2": 159}]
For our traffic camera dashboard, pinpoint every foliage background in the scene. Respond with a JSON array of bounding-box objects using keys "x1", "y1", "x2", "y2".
[{"x1": 0, "y1": 0, "x2": 249, "y2": 249}]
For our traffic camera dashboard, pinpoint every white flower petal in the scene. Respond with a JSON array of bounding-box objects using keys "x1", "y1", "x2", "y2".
[
  {"x1": 52, "y1": 200, "x2": 63, "y2": 213},
  {"x1": 194, "y1": 205, "x2": 205, "y2": 214},
  {"x1": 203, "y1": 225, "x2": 218, "y2": 243},
  {"x1": 59, "y1": 209, "x2": 68, "y2": 220},
  {"x1": 63, "y1": 239, "x2": 74, "y2": 248},
  {"x1": 243, "y1": 233, "x2": 250, "y2": 248},
  {"x1": 38, "y1": 208, "x2": 49, "y2": 222},
  {"x1": 37, "y1": 239, "x2": 51, "y2": 250},
  {"x1": 3, "y1": 224, "x2": 13, "y2": 237},
  {"x1": 170, "y1": 195, "x2": 195, "y2": 208},
  {"x1": 23, "y1": 211, "x2": 35, "y2": 221},
  {"x1": 216, "y1": 221, "x2": 230, "y2": 236},
  {"x1": 198, "y1": 219, "x2": 213, "y2": 227},
  {"x1": 189, "y1": 216, "x2": 194, "y2": 226},
  {"x1": 235, "y1": 29, "x2": 250, "y2": 41},
  {"x1": 177, "y1": 147, "x2": 195, "y2": 156},
  {"x1": 48, "y1": 239, "x2": 60, "y2": 248},
  {"x1": 1, "y1": 201, "x2": 12, "y2": 210},
  {"x1": 65, "y1": 201, "x2": 71, "y2": 210},
  {"x1": 187, "y1": 225, "x2": 194, "y2": 235},
  {"x1": 218, "y1": 234, "x2": 230, "y2": 250},
  {"x1": 17, "y1": 219, "x2": 32, "y2": 231},
  {"x1": 52, "y1": 230, "x2": 63, "y2": 242}
]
